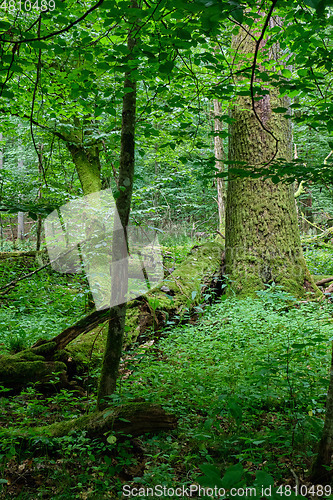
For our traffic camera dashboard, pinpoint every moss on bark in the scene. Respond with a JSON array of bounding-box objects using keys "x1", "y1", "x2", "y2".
[
  {"x1": 0, "y1": 349, "x2": 68, "y2": 391},
  {"x1": 0, "y1": 402, "x2": 177, "y2": 442},
  {"x1": 225, "y1": 25, "x2": 320, "y2": 299}
]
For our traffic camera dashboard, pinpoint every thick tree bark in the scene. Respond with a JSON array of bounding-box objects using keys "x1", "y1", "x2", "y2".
[
  {"x1": 67, "y1": 140, "x2": 102, "y2": 195},
  {"x1": 225, "y1": 20, "x2": 319, "y2": 298}
]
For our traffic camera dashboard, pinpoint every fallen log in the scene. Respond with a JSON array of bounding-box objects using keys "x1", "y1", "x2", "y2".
[
  {"x1": 0, "y1": 342, "x2": 86, "y2": 393},
  {"x1": 34, "y1": 241, "x2": 225, "y2": 363},
  {"x1": 1, "y1": 241, "x2": 224, "y2": 391},
  {"x1": 0, "y1": 402, "x2": 177, "y2": 441}
]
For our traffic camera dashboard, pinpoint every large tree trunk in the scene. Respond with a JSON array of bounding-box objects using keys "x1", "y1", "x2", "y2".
[
  {"x1": 225, "y1": 19, "x2": 319, "y2": 298},
  {"x1": 67, "y1": 139, "x2": 102, "y2": 195},
  {"x1": 213, "y1": 99, "x2": 226, "y2": 231}
]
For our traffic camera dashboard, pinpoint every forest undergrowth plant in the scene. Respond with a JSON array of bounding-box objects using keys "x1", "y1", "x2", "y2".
[
  {"x1": 0, "y1": 253, "x2": 332, "y2": 495},
  {"x1": 303, "y1": 244, "x2": 333, "y2": 276},
  {"x1": 120, "y1": 291, "x2": 332, "y2": 478}
]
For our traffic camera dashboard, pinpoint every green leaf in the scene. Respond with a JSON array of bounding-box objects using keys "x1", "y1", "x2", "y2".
[
  {"x1": 254, "y1": 470, "x2": 274, "y2": 488},
  {"x1": 0, "y1": 21, "x2": 11, "y2": 30},
  {"x1": 297, "y1": 68, "x2": 308, "y2": 77},
  {"x1": 106, "y1": 435, "x2": 117, "y2": 444},
  {"x1": 198, "y1": 463, "x2": 224, "y2": 488},
  {"x1": 221, "y1": 463, "x2": 244, "y2": 489},
  {"x1": 199, "y1": 463, "x2": 221, "y2": 478},
  {"x1": 303, "y1": 0, "x2": 317, "y2": 7},
  {"x1": 228, "y1": 399, "x2": 242, "y2": 425},
  {"x1": 158, "y1": 61, "x2": 174, "y2": 74},
  {"x1": 281, "y1": 69, "x2": 292, "y2": 78},
  {"x1": 230, "y1": 7, "x2": 243, "y2": 23},
  {"x1": 272, "y1": 107, "x2": 288, "y2": 113}
]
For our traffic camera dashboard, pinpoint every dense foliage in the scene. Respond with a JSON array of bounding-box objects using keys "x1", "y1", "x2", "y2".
[{"x1": 1, "y1": 0, "x2": 333, "y2": 497}]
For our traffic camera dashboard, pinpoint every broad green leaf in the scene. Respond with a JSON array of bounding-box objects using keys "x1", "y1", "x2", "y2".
[
  {"x1": 272, "y1": 107, "x2": 289, "y2": 113},
  {"x1": 254, "y1": 470, "x2": 274, "y2": 488},
  {"x1": 230, "y1": 7, "x2": 243, "y2": 23},
  {"x1": 221, "y1": 463, "x2": 244, "y2": 489},
  {"x1": 158, "y1": 61, "x2": 175, "y2": 74},
  {"x1": 281, "y1": 69, "x2": 292, "y2": 78}
]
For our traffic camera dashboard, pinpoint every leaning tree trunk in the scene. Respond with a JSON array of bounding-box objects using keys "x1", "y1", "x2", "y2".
[
  {"x1": 67, "y1": 139, "x2": 102, "y2": 195},
  {"x1": 225, "y1": 17, "x2": 319, "y2": 298},
  {"x1": 63, "y1": 117, "x2": 102, "y2": 196}
]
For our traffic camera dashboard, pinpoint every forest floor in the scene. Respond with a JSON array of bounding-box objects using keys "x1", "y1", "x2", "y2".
[{"x1": 0, "y1": 240, "x2": 333, "y2": 499}]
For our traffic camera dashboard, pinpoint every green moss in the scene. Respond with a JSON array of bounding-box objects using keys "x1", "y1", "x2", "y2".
[
  {"x1": 31, "y1": 342, "x2": 57, "y2": 357},
  {"x1": 0, "y1": 355, "x2": 67, "y2": 387}
]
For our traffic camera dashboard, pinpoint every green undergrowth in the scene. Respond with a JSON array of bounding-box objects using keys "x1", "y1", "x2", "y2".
[
  {"x1": 115, "y1": 288, "x2": 333, "y2": 489},
  {"x1": 0, "y1": 257, "x2": 90, "y2": 353},
  {"x1": 0, "y1": 244, "x2": 333, "y2": 498},
  {"x1": 1, "y1": 287, "x2": 333, "y2": 498},
  {"x1": 303, "y1": 242, "x2": 333, "y2": 276},
  {"x1": 0, "y1": 237, "x2": 201, "y2": 354}
]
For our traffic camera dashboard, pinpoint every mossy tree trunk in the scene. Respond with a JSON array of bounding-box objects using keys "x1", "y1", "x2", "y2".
[
  {"x1": 97, "y1": 6, "x2": 137, "y2": 409},
  {"x1": 63, "y1": 119, "x2": 102, "y2": 195},
  {"x1": 0, "y1": 403, "x2": 177, "y2": 442},
  {"x1": 225, "y1": 20, "x2": 318, "y2": 298}
]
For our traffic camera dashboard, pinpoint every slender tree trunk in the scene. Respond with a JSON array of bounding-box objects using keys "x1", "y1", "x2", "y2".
[
  {"x1": 36, "y1": 144, "x2": 43, "y2": 251},
  {"x1": 17, "y1": 159, "x2": 25, "y2": 242},
  {"x1": 225, "y1": 19, "x2": 319, "y2": 298},
  {"x1": 213, "y1": 99, "x2": 226, "y2": 231},
  {"x1": 301, "y1": 191, "x2": 313, "y2": 233},
  {"x1": 310, "y1": 343, "x2": 333, "y2": 484},
  {"x1": 97, "y1": 8, "x2": 137, "y2": 409},
  {"x1": 0, "y1": 133, "x2": 3, "y2": 243},
  {"x1": 17, "y1": 212, "x2": 24, "y2": 241}
]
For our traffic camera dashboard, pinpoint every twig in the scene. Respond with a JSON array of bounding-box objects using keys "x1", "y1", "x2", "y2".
[
  {"x1": 316, "y1": 277, "x2": 333, "y2": 287},
  {"x1": 290, "y1": 468, "x2": 300, "y2": 490},
  {"x1": 0, "y1": 0, "x2": 105, "y2": 45}
]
